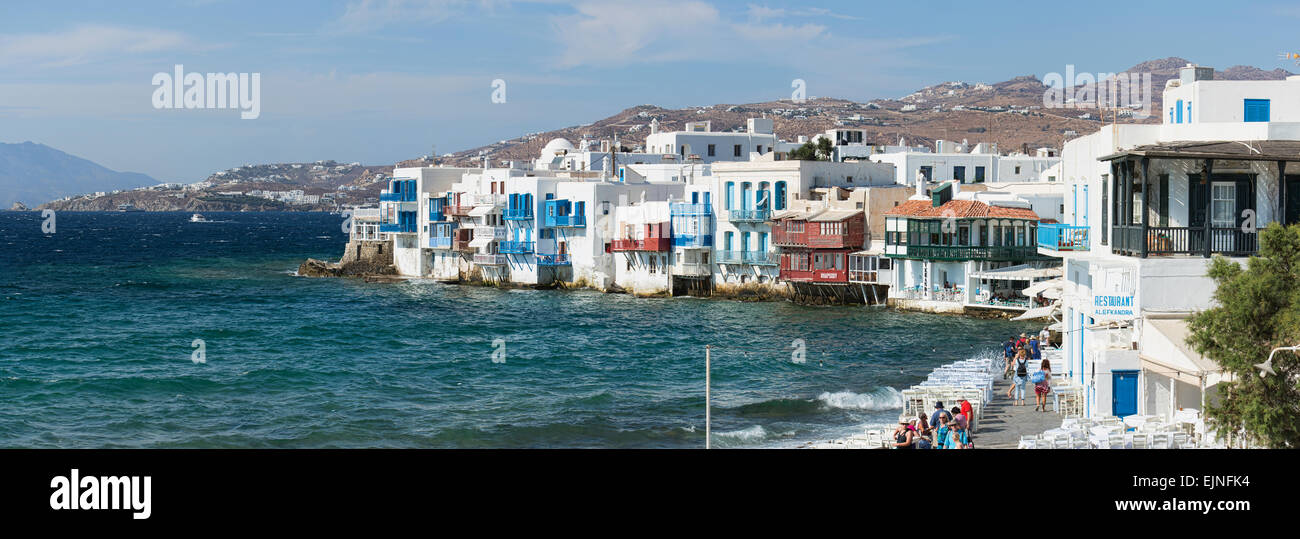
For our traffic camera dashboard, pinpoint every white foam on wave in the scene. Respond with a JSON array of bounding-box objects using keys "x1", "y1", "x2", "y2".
[
  {"x1": 817, "y1": 387, "x2": 903, "y2": 411},
  {"x1": 714, "y1": 425, "x2": 767, "y2": 441}
]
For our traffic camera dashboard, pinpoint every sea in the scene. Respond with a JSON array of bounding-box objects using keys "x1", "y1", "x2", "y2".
[{"x1": 0, "y1": 211, "x2": 1039, "y2": 448}]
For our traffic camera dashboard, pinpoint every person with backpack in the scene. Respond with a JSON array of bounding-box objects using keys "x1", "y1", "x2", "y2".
[
  {"x1": 1011, "y1": 348, "x2": 1030, "y2": 406},
  {"x1": 1033, "y1": 359, "x2": 1053, "y2": 412},
  {"x1": 1029, "y1": 336, "x2": 1042, "y2": 361}
]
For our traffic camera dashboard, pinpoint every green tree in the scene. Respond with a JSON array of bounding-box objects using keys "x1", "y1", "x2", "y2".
[
  {"x1": 1186, "y1": 223, "x2": 1300, "y2": 448},
  {"x1": 788, "y1": 141, "x2": 818, "y2": 161},
  {"x1": 787, "y1": 138, "x2": 834, "y2": 161}
]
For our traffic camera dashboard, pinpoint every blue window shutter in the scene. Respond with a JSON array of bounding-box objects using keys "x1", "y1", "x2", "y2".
[
  {"x1": 1175, "y1": 100, "x2": 1183, "y2": 123},
  {"x1": 1244, "y1": 99, "x2": 1270, "y2": 122}
]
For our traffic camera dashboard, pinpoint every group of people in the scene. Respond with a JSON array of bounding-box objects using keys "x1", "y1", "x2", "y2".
[
  {"x1": 892, "y1": 400, "x2": 975, "y2": 449},
  {"x1": 1003, "y1": 329, "x2": 1054, "y2": 411}
]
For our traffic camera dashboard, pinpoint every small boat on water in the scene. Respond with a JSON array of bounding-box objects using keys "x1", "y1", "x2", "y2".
[
  {"x1": 189, "y1": 213, "x2": 209, "y2": 223},
  {"x1": 117, "y1": 204, "x2": 143, "y2": 212}
]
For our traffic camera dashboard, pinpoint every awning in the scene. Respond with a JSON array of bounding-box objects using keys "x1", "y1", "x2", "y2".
[
  {"x1": 809, "y1": 209, "x2": 859, "y2": 222},
  {"x1": 1138, "y1": 317, "x2": 1226, "y2": 386},
  {"x1": 1012, "y1": 302, "x2": 1059, "y2": 321},
  {"x1": 971, "y1": 264, "x2": 1061, "y2": 281},
  {"x1": 468, "y1": 205, "x2": 495, "y2": 217},
  {"x1": 469, "y1": 236, "x2": 494, "y2": 248},
  {"x1": 1022, "y1": 277, "x2": 1063, "y2": 296}
]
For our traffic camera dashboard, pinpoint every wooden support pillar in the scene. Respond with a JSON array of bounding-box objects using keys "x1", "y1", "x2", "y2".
[
  {"x1": 1140, "y1": 157, "x2": 1150, "y2": 258},
  {"x1": 1204, "y1": 159, "x2": 1215, "y2": 258},
  {"x1": 1280, "y1": 160, "x2": 1289, "y2": 226}
]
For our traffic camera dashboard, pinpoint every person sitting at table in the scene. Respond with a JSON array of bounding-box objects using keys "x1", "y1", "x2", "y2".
[
  {"x1": 1034, "y1": 359, "x2": 1053, "y2": 412},
  {"x1": 892, "y1": 419, "x2": 914, "y2": 449}
]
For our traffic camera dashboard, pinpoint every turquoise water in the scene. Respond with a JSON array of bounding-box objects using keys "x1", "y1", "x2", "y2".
[{"x1": 0, "y1": 212, "x2": 1038, "y2": 448}]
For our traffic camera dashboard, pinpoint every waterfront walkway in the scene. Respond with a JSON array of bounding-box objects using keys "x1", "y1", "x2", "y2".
[{"x1": 972, "y1": 375, "x2": 1061, "y2": 448}]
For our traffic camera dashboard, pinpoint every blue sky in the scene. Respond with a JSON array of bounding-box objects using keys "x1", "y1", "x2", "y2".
[{"x1": 1, "y1": 0, "x2": 1297, "y2": 182}]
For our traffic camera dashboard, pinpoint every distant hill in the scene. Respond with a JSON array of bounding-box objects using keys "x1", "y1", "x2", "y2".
[
  {"x1": 0, "y1": 142, "x2": 157, "y2": 208},
  {"x1": 422, "y1": 57, "x2": 1293, "y2": 168}
]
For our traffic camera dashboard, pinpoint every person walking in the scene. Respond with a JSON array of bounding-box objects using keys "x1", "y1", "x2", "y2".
[
  {"x1": 1034, "y1": 359, "x2": 1053, "y2": 412},
  {"x1": 1039, "y1": 326, "x2": 1051, "y2": 347},
  {"x1": 1011, "y1": 348, "x2": 1029, "y2": 406},
  {"x1": 1002, "y1": 336, "x2": 1017, "y2": 380},
  {"x1": 933, "y1": 414, "x2": 950, "y2": 449},
  {"x1": 1030, "y1": 335, "x2": 1042, "y2": 362},
  {"x1": 930, "y1": 402, "x2": 951, "y2": 430}
]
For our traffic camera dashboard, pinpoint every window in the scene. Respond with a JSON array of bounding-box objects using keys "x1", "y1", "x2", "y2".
[
  {"x1": 756, "y1": 145, "x2": 762, "y2": 154},
  {"x1": 953, "y1": 166, "x2": 965, "y2": 182},
  {"x1": 1244, "y1": 99, "x2": 1270, "y2": 122},
  {"x1": 1101, "y1": 175, "x2": 1109, "y2": 245},
  {"x1": 1175, "y1": 99, "x2": 1183, "y2": 123},
  {"x1": 975, "y1": 166, "x2": 985, "y2": 183},
  {"x1": 725, "y1": 182, "x2": 735, "y2": 210},
  {"x1": 707, "y1": 144, "x2": 716, "y2": 157},
  {"x1": 919, "y1": 166, "x2": 932, "y2": 181},
  {"x1": 734, "y1": 144, "x2": 742, "y2": 157},
  {"x1": 774, "y1": 181, "x2": 787, "y2": 210},
  {"x1": 1015, "y1": 166, "x2": 1022, "y2": 175}
]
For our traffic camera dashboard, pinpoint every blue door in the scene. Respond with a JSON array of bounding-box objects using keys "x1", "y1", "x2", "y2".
[{"x1": 1112, "y1": 370, "x2": 1139, "y2": 418}]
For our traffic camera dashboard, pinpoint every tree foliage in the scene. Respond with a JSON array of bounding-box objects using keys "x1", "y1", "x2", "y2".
[
  {"x1": 1186, "y1": 223, "x2": 1300, "y2": 448},
  {"x1": 788, "y1": 138, "x2": 833, "y2": 161}
]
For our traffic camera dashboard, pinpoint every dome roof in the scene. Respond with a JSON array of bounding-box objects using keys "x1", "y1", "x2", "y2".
[{"x1": 541, "y1": 137, "x2": 574, "y2": 156}]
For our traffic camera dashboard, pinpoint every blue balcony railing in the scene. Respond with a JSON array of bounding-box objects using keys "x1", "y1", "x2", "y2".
[
  {"x1": 499, "y1": 240, "x2": 534, "y2": 254},
  {"x1": 544, "y1": 213, "x2": 586, "y2": 228},
  {"x1": 428, "y1": 236, "x2": 452, "y2": 249},
  {"x1": 1037, "y1": 224, "x2": 1089, "y2": 252},
  {"x1": 671, "y1": 203, "x2": 713, "y2": 216},
  {"x1": 379, "y1": 223, "x2": 417, "y2": 234},
  {"x1": 536, "y1": 253, "x2": 571, "y2": 266},
  {"x1": 504, "y1": 207, "x2": 533, "y2": 220},
  {"x1": 716, "y1": 250, "x2": 778, "y2": 265},
  {"x1": 672, "y1": 234, "x2": 714, "y2": 248},
  {"x1": 380, "y1": 192, "x2": 417, "y2": 203},
  {"x1": 729, "y1": 209, "x2": 771, "y2": 222}
]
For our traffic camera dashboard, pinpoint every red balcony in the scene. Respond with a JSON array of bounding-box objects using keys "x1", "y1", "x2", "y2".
[
  {"x1": 779, "y1": 250, "x2": 849, "y2": 283},
  {"x1": 774, "y1": 213, "x2": 864, "y2": 250},
  {"x1": 611, "y1": 238, "x2": 672, "y2": 251},
  {"x1": 446, "y1": 205, "x2": 475, "y2": 217}
]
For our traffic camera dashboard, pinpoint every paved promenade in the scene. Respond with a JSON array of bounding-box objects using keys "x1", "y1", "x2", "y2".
[{"x1": 973, "y1": 375, "x2": 1062, "y2": 448}]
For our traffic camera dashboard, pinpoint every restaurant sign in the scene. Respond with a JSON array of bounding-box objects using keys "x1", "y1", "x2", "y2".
[{"x1": 1093, "y1": 294, "x2": 1135, "y2": 318}]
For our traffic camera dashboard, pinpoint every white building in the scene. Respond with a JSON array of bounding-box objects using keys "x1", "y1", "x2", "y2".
[
  {"x1": 710, "y1": 158, "x2": 897, "y2": 291},
  {"x1": 1041, "y1": 65, "x2": 1300, "y2": 432},
  {"x1": 644, "y1": 118, "x2": 778, "y2": 162},
  {"x1": 870, "y1": 140, "x2": 1059, "y2": 186}
]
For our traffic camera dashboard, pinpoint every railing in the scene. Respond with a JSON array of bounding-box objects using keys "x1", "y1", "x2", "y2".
[
  {"x1": 671, "y1": 203, "x2": 712, "y2": 216},
  {"x1": 428, "y1": 236, "x2": 452, "y2": 249},
  {"x1": 504, "y1": 207, "x2": 533, "y2": 220},
  {"x1": 350, "y1": 222, "x2": 387, "y2": 242},
  {"x1": 729, "y1": 209, "x2": 772, "y2": 222},
  {"x1": 1037, "y1": 224, "x2": 1090, "y2": 252},
  {"x1": 672, "y1": 234, "x2": 713, "y2": 248},
  {"x1": 895, "y1": 286, "x2": 964, "y2": 302},
  {"x1": 537, "y1": 253, "x2": 571, "y2": 266},
  {"x1": 379, "y1": 222, "x2": 416, "y2": 234},
  {"x1": 473, "y1": 254, "x2": 507, "y2": 266},
  {"x1": 498, "y1": 240, "x2": 534, "y2": 254},
  {"x1": 612, "y1": 238, "x2": 672, "y2": 251},
  {"x1": 848, "y1": 270, "x2": 878, "y2": 283},
  {"x1": 473, "y1": 193, "x2": 506, "y2": 206},
  {"x1": 379, "y1": 192, "x2": 416, "y2": 202},
  {"x1": 672, "y1": 261, "x2": 712, "y2": 276},
  {"x1": 446, "y1": 205, "x2": 475, "y2": 217},
  {"x1": 1112, "y1": 225, "x2": 1258, "y2": 257},
  {"x1": 896, "y1": 245, "x2": 1042, "y2": 261},
  {"x1": 716, "y1": 250, "x2": 779, "y2": 265},
  {"x1": 473, "y1": 225, "x2": 507, "y2": 240},
  {"x1": 544, "y1": 213, "x2": 586, "y2": 228},
  {"x1": 970, "y1": 294, "x2": 1032, "y2": 309},
  {"x1": 428, "y1": 209, "x2": 445, "y2": 222}
]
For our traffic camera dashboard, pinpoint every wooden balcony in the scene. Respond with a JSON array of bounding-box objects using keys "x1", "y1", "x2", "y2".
[{"x1": 611, "y1": 238, "x2": 672, "y2": 252}]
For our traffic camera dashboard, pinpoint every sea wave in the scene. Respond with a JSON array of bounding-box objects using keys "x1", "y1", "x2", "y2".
[{"x1": 816, "y1": 387, "x2": 903, "y2": 411}]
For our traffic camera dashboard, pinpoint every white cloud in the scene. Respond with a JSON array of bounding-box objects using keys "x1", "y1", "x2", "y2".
[
  {"x1": 549, "y1": 1, "x2": 936, "y2": 71},
  {"x1": 330, "y1": 0, "x2": 485, "y2": 33},
  {"x1": 0, "y1": 25, "x2": 193, "y2": 68}
]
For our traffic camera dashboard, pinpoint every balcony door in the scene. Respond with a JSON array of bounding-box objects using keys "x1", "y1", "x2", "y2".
[{"x1": 1287, "y1": 175, "x2": 1300, "y2": 226}]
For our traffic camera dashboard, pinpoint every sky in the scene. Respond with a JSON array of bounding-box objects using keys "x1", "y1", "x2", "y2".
[{"x1": 1, "y1": 0, "x2": 1297, "y2": 183}]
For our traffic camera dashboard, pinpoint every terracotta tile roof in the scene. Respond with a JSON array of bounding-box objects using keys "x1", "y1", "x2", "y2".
[{"x1": 884, "y1": 198, "x2": 1040, "y2": 220}]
